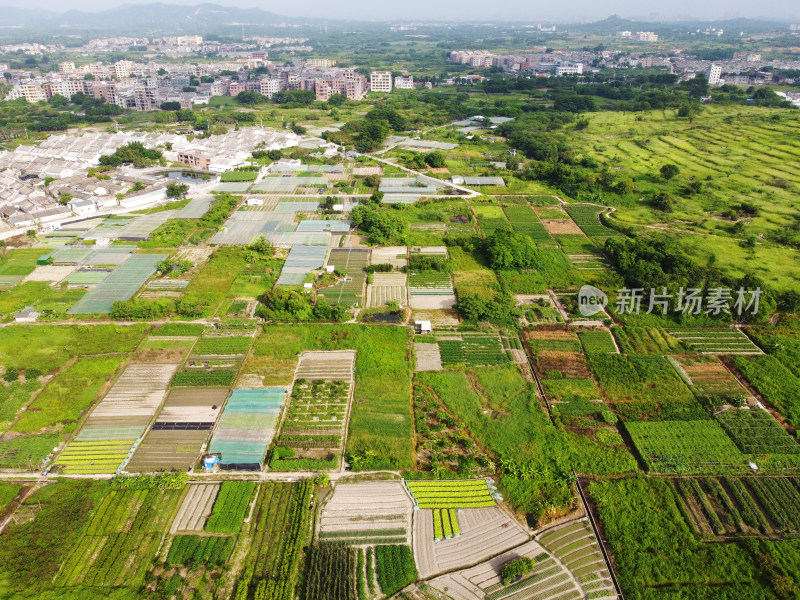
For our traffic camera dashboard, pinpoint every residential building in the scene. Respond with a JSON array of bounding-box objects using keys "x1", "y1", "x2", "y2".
[
  {"x1": 636, "y1": 32, "x2": 659, "y2": 42},
  {"x1": 706, "y1": 64, "x2": 722, "y2": 86},
  {"x1": 259, "y1": 78, "x2": 281, "y2": 98},
  {"x1": 177, "y1": 149, "x2": 211, "y2": 170},
  {"x1": 58, "y1": 61, "x2": 76, "y2": 73},
  {"x1": 370, "y1": 71, "x2": 392, "y2": 93},
  {"x1": 315, "y1": 79, "x2": 332, "y2": 102},
  {"x1": 228, "y1": 82, "x2": 246, "y2": 96},
  {"x1": 114, "y1": 60, "x2": 133, "y2": 79},
  {"x1": 394, "y1": 76, "x2": 414, "y2": 90},
  {"x1": 21, "y1": 84, "x2": 45, "y2": 103},
  {"x1": 306, "y1": 59, "x2": 336, "y2": 68}
]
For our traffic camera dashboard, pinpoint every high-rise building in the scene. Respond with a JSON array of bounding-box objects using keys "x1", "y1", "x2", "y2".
[
  {"x1": 370, "y1": 71, "x2": 392, "y2": 93},
  {"x1": 706, "y1": 64, "x2": 722, "y2": 86}
]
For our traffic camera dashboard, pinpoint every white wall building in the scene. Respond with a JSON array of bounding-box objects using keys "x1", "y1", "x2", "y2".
[
  {"x1": 370, "y1": 71, "x2": 392, "y2": 93},
  {"x1": 394, "y1": 76, "x2": 414, "y2": 90},
  {"x1": 707, "y1": 64, "x2": 722, "y2": 86}
]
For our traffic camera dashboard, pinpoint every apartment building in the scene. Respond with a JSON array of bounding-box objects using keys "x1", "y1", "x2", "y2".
[
  {"x1": 177, "y1": 149, "x2": 211, "y2": 170},
  {"x1": 636, "y1": 32, "x2": 659, "y2": 42},
  {"x1": 306, "y1": 59, "x2": 336, "y2": 68},
  {"x1": 706, "y1": 64, "x2": 722, "y2": 86},
  {"x1": 394, "y1": 76, "x2": 414, "y2": 90},
  {"x1": 370, "y1": 70, "x2": 392, "y2": 93},
  {"x1": 114, "y1": 60, "x2": 134, "y2": 79},
  {"x1": 58, "y1": 62, "x2": 76, "y2": 74},
  {"x1": 259, "y1": 78, "x2": 281, "y2": 98}
]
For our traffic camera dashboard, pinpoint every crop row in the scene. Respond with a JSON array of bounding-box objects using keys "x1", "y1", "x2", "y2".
[
  {"x1": 236, "y1": 481, "x2": 312, "y2": 600},
  {"x1": 205, "y1": 481, "x2": 256, "y2": 534},
  {"x1": 193, "y1": 335, "x2": 253, "y2": 355},
  {"x1": 375, "y1": 544, "x2": 418, "y2": 597},
  {"x1": 302, "y1": 543, "x2": 359, "y2": 600},
  {"x1": 172, "y1": 370, "x2": 237, "y2": 387},
  {"x1": 167, "y1": 534, "x2": 234, "y2": 566},
  {"x1": 433, "y1": 508, "x2": 460, "y2": 541}
]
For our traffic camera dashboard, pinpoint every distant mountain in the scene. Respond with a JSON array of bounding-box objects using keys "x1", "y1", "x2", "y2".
[
  {"x1": 572, "y1": 14, "x2": 787, "y2": 35},
  {"x1": 0, "y1": 3, "x2": 317, "y2": 37}
]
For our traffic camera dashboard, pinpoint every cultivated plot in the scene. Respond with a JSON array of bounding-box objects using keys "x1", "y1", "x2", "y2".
[
  {"x1": 370, "y1": 246, "x2": 408, "y2": 269},
  {"x1": 318, "y1": 481, "x2": 413, "y2": 546},
  {"x1": 318, "y1": 249, "x2": 369, "y2": 307},
  {"x1": 55, "y1": 487, "x2": 182, "y2": 588},
  {"x1": 415, "y1": 341, "x2": 443, "y2": 372},
  {"x1": 54, "y1": 363, "x2": 178, "y2": 474},
  {"x1": 437, "y1": 333, "x2": 511, "y2": 368},
  {"x1": 270, "y1": 351, "x2": 356, "y2": 470},
  {"x1": 665, "y1": 328, "x2": 761, "y2": 354},
  {"x1": 126, "y1": 387, "x2": 228, "y2": 473},
  {"x1": 369, "y1": 272, "x2": 408, "y2": 307},
  {"x1": 538, "y1": 519, "x2": 617, "y2": 600},
  {"x1": 428, "y1": 539, "x2": 581, "y2": 600},
  {"x1": 171, "y1": 483, "x2": 221, "y2": 533},
  {"x1": 209, "y1": 388, "x2": 285, "y2": 470},
  {"x1": 414, "y1": 506, "x2": 529, "y2": 578}
]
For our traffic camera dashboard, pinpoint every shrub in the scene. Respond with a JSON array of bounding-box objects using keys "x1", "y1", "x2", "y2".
[{"x1": 501, "y1": 556, "x2": 535, "y2": 585}]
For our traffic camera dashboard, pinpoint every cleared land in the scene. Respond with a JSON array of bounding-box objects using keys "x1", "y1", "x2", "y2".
[
  {"x1": 170, "y1": 483, "x2": 220, "y2": 533},
  {"x1": 318, "y1": 481, "x2": 413, "y2": 546},
  {"x1": 414, "y1": 506, "x2": 530, "y2": 578}
]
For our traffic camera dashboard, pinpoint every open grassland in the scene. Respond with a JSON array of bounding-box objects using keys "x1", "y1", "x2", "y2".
[
  {"x1": 0, "y1": 324, "x2": 148, "y2": 373},
  {"x1": 572, "y1": 107, "x2": 800, "y2": 291},
  {"x1": 574, "y1": 107, "x2": 800, "y2": 232},
  {"x1": 12, "y1": 355, "x2": 124, "y2": 434}
]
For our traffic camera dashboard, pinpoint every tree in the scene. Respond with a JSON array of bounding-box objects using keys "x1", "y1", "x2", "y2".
[
  {"x1": 159, "y1": 101, "x2": 181, "y2": 111},
  {"x1": 58, "y1": 193, "x2": 73, "y2": 206},
  {"x1": 236, "y1": 91, "x2": 266, "y2": 105},
  {"x1": 327, "y1": 94, "x2": 346, "y2": 107},
  {"x1": 505, "y1": 155, "x2": 522, "y2": 171},
  {"x1": 364, "y1": 174, "x2": 381, "y2": 188},
  {"x1": 660, "y1": 164, "x2": 680, "y2": 180},
  {"x1": 484, "y1": 230, "x2": 538, "y2": 270},
  {"x1": 424, "y1": 151, "x2": 446, "y2": 168},
  {"x1": 247, "y1": 235, "x2": 273, "y2": 256},
  {"x1": 166, "y1": 182, "x2": 189, "y2": 199},
  {"x1": 350, "y1": 205, "x2": 404, "y2": 244},
  {"x1": 651, "y1": 192, "x2": 674, "y2": 212}
]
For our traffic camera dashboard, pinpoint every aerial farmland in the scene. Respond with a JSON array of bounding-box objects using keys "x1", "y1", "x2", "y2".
[{"x1": 1, "y1": 29, "x2": 800, "y2": 598}]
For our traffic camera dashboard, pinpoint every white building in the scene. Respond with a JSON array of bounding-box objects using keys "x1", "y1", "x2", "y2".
[
  {"x1": 706, "y1": 64, "x2": 722, "y2": 86},
  {"x1": 636, "y1": 31, "x2": 659, "y2": 42},
  {"x1": 556, "y1": 63, "x2": 583, "y2": 76},
  {"x1": 394, "y1": 76, "x2": 414, "y2": 90},
  {"x1": 114, "y1": 60, "x2": 133, "y2": 79},
  {"x1": 370, "y1": 71, "x2": 392, "y2": 93},
  {"x1": 259, "y1": 78, "x2": 281, "y2": 99}
]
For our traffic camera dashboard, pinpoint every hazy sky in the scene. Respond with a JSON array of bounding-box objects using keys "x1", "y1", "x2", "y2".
[{"x1": 7, "y1": 0, "x2": 799, "y2": 22}]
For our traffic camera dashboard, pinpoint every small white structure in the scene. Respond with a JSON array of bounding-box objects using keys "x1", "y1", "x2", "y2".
[
  {"x1": 244, "y1": 197, "x2": 264, "y2": 206},
  {"x1": 14, "y1": 306, "x2": 41, "y2": 323},
  {"x1": 332, "y1": 204, "x2": 344, "y2": 212},
  {"x1": 450, "y1": 175, "x2": 465, "y2": 185},
  {"x1": 303, "y1": 282, "x2": 314, "y2": 290},
  {"x1": 69, "y1": 198, "x2": 97, "y2": 216},
  {"x1": 325, "y1": 265, "x2": 336, "y2": 273},
  {"x1": 414, "y1": 320, "x2": 432, "y2": 334}
]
